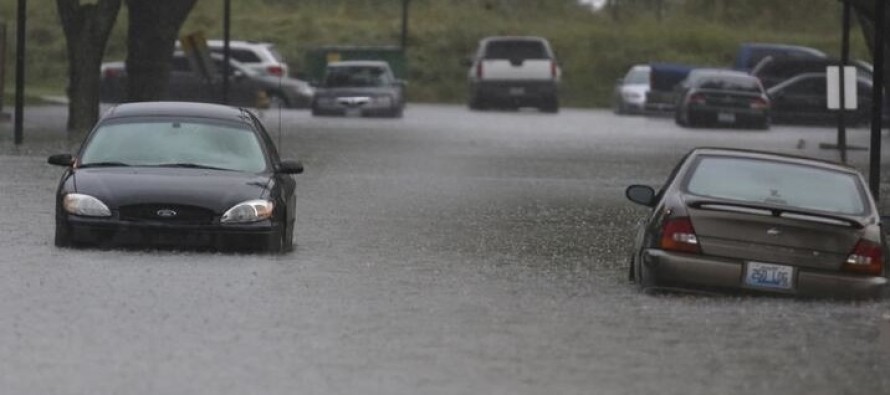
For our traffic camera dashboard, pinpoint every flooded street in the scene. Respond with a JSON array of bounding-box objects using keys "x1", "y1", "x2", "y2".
[{"x1": 0, "y1": 104, "x2": 888, "y2": 394}]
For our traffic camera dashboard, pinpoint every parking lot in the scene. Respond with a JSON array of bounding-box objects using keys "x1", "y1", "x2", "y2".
[{"x1": 0, "y1": 104, "x2": 888, "y2": 394}]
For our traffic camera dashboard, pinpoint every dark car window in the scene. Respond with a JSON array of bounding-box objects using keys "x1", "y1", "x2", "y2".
[
  {"x1": 324, "y1": 66, "x2": 391, "y2": 88},
  {"x1": 684, "y1": 156, "x2": 867, "y2": 215},
  {"x1": 208, "y1": 48, "x2": 262, "y2": 63},
  {"x1": 80, "y1": 119, "x2": 268, "y2": 173},
  {"x1": 695, "y1": 75, "x2": 762, "y2": 92},
  {"x1": 484, "y1": 40, "x2": 549, "y2": 60},
  {"x1": 785, "y1": 77, "x2": 826, "y2": 95}
]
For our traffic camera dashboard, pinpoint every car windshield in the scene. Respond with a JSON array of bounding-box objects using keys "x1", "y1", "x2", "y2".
[
  {"x1": 79, "y1": 118, "x2": 268, "y2": 173},
  {"x1": 684, "y1": 156, "x2": 867, "y2": 215},
  {"x1": 324, "y1": 66, "x2": 389, "y2": 88},
  {"x1": 625, "y1": 67, "x2": 650, "y2": 84}
]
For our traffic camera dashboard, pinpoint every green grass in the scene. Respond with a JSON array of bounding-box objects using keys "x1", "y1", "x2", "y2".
[{"x1": 0, "y1": 0, "x2": 868, "y2": 108}]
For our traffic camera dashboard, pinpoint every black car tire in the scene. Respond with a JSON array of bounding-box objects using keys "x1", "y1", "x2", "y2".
[
  {"x1": 54, "y1": 219, "x2": 72, "y2": 248},
  {"x1": 540, "y1": 97, "x2": 560, "y2": 114},
  {"x1": 634, "y1": 254, "x2": 657, "y2": 292}
]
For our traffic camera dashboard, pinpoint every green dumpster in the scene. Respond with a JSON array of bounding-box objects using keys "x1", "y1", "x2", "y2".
[{"x1": 305, "y1": 45, "x2": 406, "y2": 83}]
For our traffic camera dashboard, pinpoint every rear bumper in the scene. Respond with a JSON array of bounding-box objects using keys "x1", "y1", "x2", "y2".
[
  {"x1": 61, "y1": 215, "x2": 281, "y2": 251},
  {"x1": 687, "y1": 105, "x2": 769, "y2": 125},
  {"x1": 471, "y1": 80, "x2": 558, "y2": 104},
  {"x1": 642, "y1": 249, "x2": 887, "y2": 299}
]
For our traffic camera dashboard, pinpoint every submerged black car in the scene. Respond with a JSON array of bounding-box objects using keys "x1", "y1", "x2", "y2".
[
  {"x1": 47, "y1": 102, "x2": 304, "y2": 252},
  {"x1": 674, "y1": 70, "x2": 771, "y2": 129}
]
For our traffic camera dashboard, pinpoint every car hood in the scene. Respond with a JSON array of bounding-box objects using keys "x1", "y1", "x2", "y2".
[
  {"x1": 316, "y1": 87, "x2": 395, "y2": 97},
  {"x1": 71, "y1": 167, "x2": 272, "y2": 212}
]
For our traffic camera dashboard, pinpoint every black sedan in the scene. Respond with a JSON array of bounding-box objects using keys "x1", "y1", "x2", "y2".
[
  {"x1": 625, "y1": 148, "x2": 887, "y2": 299},
  {"x1": 47, "y1": 102, "x2": 304, "y2": 253},
  {"x1": 674, "y1": 70, "x2": 771, "y2": 129}
]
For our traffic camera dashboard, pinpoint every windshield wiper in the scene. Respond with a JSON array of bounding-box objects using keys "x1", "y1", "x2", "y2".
[
  {"x1": 78, "y1": 161, "x2": 130, "y2": 168},
  {"x1": 153, "y1": 163, "x2": 234, "y2": 171}
]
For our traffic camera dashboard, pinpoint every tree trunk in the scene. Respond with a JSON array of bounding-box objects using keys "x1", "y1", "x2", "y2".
[
  {"x1": 56, "y1": 0, "x2": 122, "y2": 133},
  {"x1": 124, "y1": 0, "x2": 197, "y2": 102}
]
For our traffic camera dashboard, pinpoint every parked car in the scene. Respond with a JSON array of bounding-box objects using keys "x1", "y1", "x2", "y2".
[
  {"x1": 767, "y1": 72, "x2": 874, "y2": 126},
  {"x1": 310, "y1": 60, "x2": 406, "y2": 118},
  {"x1": 626, "y1": 147, "x2": 887, "y2": 299},
  {"x1": 466, "y1": 36, "x2": 561, "y2": 113},
  {"x1": 100, "y1": 52, "x2": 314, "y2": 109},
  {"x1": 177, "y1": 39, "x2": 290, "y2": 78},
  {"x1": 732, "y1": 42, "x2": 827, "y2": 72},
  {"x1": 645, "y1": 63, "x2": 697, "y2": 113},
  {"x1": 751, "y1": 56, "x2": 873, "y2": 90},
  {"x1": 47, "y1": 101, "x2": 304, "y2": 253},
  {"x1": 674, "y1": 69, "x2": 770, "y2": 129},
  {"x1": 613, "y1": 64, "x2": 650, "y2": 115}
]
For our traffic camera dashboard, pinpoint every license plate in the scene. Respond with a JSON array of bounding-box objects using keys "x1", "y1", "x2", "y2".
[
  {"x1": 717, "y1": 112, "x2": 736, "y2": 123},
  {"x1": 345, "y1": 108, "x2": 362, "y2": 117},
  {"x1": 509, "y1": 87, "x2": 525, "y2": 96},
  {"x1": 744, "y1": 262, "x2": 795, "y2": 290}
]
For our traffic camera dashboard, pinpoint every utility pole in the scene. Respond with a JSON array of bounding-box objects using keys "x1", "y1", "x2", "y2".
[
  {"x1": 14, "y1": 0, "x2": 25, "y2": 145},
  {"x1": 400, "y1": 0, "x2": 410, "y2": 50},
  {"x1": 838, "y1": 1, "x2": 851, "y2": 163},
  {"x1": 869, "y1": 0, "x2": 886, "y2": 200},
  {"x1": 222, "y1": 0, "x2": 231, "y2": 104}
]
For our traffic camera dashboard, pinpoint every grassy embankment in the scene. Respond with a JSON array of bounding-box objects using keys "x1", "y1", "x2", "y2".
[{"x1": 0, "y1": 0, "x2": 869, "y2": 108}]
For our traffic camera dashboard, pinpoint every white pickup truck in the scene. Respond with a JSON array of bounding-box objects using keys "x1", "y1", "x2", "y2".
[{"x1": 466, "y1": 36, "x2": 561, "y2": 113}]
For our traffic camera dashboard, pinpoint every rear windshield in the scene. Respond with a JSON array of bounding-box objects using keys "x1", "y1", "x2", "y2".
[
  {"x1": 484, "y1": 40, "x2": 549, "y2": 60},
  {"x1": 684, "y1": 156, "x2": 867, "y2": 215},
  {"x1": 625, "y1": 67, "x2": 650, "y2": 84},
  {"x1": 695, "y1": 75, "x2": 762, "y2": 93},
  {"x1": 324, "y1": 66, "x2": 390, "y2": 88}
]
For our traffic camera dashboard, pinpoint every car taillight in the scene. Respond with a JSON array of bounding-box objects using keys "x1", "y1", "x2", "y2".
[
  {"x1": 843, "y1": 239, "x2": 884, "y2": 275},
  {"x1": 476, "y1": 62, "x2": 483, "y2": 79},
  {"x1": 551, "y1": 61, "x2": 558, "y2": 79},
  {"x1": 267, "y1": 65, "x2": 285, "y2": 77},
  {"x1": 750, "y1": 97, "x2": 769, "y2": 110},
  {"x1": 103, "y1": 68, "x2": 120, "y2": 79},
  {"x1": 660, "y1": 217, "x2": 700, "y2": 254},
  {"x1": 689, "y1": 93, "x2": 706, "y2": 105}
]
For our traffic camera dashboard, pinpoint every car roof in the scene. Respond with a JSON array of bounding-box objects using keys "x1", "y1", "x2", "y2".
[
  {"x1": 481, "y1": 36, "x2": 551, "y2": 44},
  {"x1": 101, "y1": 101, "x2": 253, "y2": 123},
  {"x1": 688, "y1": 147, "x2": 860, "y2": 174},
  {"x1": 741, "y1": 42, "x2": 827, "y2": 55},
  {"x1": 767, "y1": 72, "x2": 872, "y2": 93},
  {"x1": 327, "y1": 60, "x2": 390, "y2": 68}
]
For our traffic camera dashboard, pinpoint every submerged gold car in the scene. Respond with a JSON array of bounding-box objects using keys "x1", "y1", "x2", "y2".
[{"x1": 625, "y1": 148, "x2": 887, "y2": 299}]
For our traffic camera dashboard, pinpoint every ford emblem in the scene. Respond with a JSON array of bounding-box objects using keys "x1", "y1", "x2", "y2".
[{"x1": 156, "y1": 209, "x2": 178, "y2": 218}]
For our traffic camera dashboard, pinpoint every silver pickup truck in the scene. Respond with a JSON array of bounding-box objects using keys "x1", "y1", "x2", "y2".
[{"x1": 466, "y1": 36, "x2": 561, "y2": 113}]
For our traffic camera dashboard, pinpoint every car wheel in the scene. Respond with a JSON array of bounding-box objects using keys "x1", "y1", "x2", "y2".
[
  {"x1": 540, "y1": 97, "x2": 560, "y2": 113},
  {"x1": 54, "y1": 218, "x2": 72, "y2": 248}
]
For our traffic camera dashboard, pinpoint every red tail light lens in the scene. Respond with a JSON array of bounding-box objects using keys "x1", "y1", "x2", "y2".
[
  {"x1": 750, "y1": 97, "x2": 769, "y2": 110},
  {"x1": 267, "y1": 65, "x2": 285, "y2": 77},
  {"x1": 476, "y1": 62, "x2": 483, "y2": 79},
  {"x1": 551, "y1": 61, "x2": 558, "y2": 79},
  {"x1": 689, "y1": 93, "x2": 706, "y2": 105},
  {"x1": 843, "y1": 239, "x2": 884, "y2": 275},
  {"x1": 103, "y1": 68, "x2": 120, "y2": 79},
  {"x1": 660, "y1": 217, "x2": 701, "y2": 254}
]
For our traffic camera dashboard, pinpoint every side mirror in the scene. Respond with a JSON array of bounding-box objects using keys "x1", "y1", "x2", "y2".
[
  {"x1": 47, "y1": 153, "x2": 74, "y2": 167},
  {"x1": 626, "y1": 185, "x2": 656, "y2": 207},
  {"x1": 279, "y1": 160, "x2": 304, "y2": 175}
]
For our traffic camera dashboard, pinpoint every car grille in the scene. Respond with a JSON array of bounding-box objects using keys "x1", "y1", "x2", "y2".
[{"x1": 119, "y1": 204, "x2": 216, "y2": 225}]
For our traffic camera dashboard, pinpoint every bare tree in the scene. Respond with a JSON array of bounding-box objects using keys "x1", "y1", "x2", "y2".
[
  {"x1": 124, "y1": 0, "x2": 198, "y2": 102},
  {"x1": 56, "y1": 0, "x2": 122, "y2": 133}
]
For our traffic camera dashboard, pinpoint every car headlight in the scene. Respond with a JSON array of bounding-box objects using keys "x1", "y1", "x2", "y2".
[
  {"x1": 221, "y1": 200, "x2": 274, "y2": 223},
  {"x1": 372, "y1": 95, "x2": 393, "y2": 106},
  {"x1": 63, "y1": 193, "x2": 112, "y2": 217}
]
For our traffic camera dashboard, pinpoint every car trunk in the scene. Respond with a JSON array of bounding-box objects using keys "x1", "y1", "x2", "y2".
[
  {"x1": 481, "y1": 59, "x2": 553, "y2": 81},
  {"x1": 696, "y1": 89, "x2": 762, "y2": 109},
  {"x1": 687, "y1": 203, "x2": 863, "y2": 271}
]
